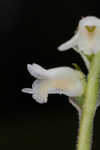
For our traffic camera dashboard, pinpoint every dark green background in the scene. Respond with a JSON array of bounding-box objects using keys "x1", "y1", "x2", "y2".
[{"x1": 0, "y1": 0, "x2": 100, "y2": 149}]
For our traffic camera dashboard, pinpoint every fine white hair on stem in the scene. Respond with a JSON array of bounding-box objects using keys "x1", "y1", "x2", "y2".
[{"x1": 22, "y1": 63, "x2": 85, "y2": 104}]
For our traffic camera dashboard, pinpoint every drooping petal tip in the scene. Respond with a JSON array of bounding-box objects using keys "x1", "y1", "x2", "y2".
[
  {"x1": 57, "y1": 33, "x2": 79, "y2": 51},
  {"x1": 27, "y1": 63, "x2": 48, "y2": 79}
]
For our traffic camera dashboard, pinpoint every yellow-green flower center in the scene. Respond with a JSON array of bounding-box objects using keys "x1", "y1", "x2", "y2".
[{"x1": 85, "y1": 25, "x2": 96, "y2": 32}]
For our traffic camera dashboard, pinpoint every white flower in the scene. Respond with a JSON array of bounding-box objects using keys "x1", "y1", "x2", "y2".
[
  {"x1": 58, "y1": 16, "x2": 100, "y2": 54},
  {"x1": 58, "y1": 16, "x2": 100, "y2": 69},
  {"x1": 22, "y1": 63, "x2": 85, "y2": 104}
]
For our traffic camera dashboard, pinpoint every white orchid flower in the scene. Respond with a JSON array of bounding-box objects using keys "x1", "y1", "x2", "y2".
[
  {"x1": 22, "y1": 63, "x2": 85, "y2": 104},
  {"x1": 58, "y1": 16, "x2": 100, "y2": 69}
]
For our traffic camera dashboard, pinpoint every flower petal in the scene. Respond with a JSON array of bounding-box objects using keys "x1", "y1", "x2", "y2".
[
  {"x1": 79, "y1": 16, "x2": 100, "y2": 28},
  {"x1": 22, "y1": 88, "x2": 33, "y2": 94},
  {"x1": 58, "y1": 33, "x2": 79, "y2": 51},
  {"x1": 27, "y1": 63, "x2": 48, "y2": 79}
]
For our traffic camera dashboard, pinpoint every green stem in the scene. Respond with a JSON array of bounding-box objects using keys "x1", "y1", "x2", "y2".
[{"x1": 77, "y1": 51, "x2": 100, "y2": 150}]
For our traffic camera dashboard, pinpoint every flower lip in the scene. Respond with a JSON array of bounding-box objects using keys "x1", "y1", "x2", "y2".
[{"x1": 85, "y1": 25, "x2": 96, "y2": 32}]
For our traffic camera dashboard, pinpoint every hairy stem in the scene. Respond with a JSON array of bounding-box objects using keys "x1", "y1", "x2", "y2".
[{"x1": 77, "y1": 51, "x2": 100, "y2": 150}]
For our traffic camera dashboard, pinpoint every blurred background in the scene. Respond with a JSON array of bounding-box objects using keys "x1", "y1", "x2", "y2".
[{"x1": 0, "y1": 0, "x2": 100, "y2": 149}]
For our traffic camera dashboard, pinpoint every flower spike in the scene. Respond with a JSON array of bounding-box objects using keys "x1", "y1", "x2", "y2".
[{"x1": 22, "y1": 63, "x2": 85, "y2": 104}]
